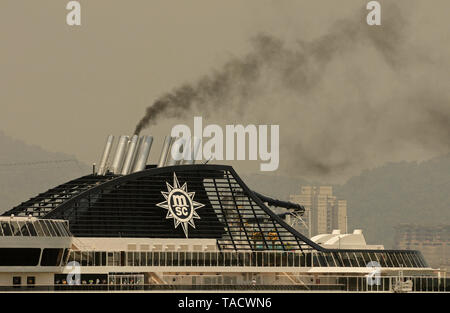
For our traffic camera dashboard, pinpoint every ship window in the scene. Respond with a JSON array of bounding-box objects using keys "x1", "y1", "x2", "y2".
[
  {"x1": 160, "y1": 251, "x2": 166, "y2": 266},
  {"x1": 231, "y1": 252, "x2": 237, "y2": 266},
  {"x1": 331, "y1": 252, "x2": 342, "y2": 266},
  {"x1": 89, "y1": 252, "x2": 95, "y2": 266},
  {"x1": 141, "y1": 252, "x2": 147, "y2": 266},
  {"x1": 0, "y1": 248, "x2": 40, "y2": 266},
  {"x1": 26, "y1": 222, "x2": 37, "y2": 236},
  {"x1": 107, "y1": 252, "x2": 113, "y2": 266},
  {"x1": 178, "y1": 252, "x2": 184, "y2": 266},
  {"x1": 167, "y1": 252, "x2": 173, "y2": 266},
  {"x1": 280, "y1": 252, "x2": 287, "y2": 267},
  {"x1": 293, "y1": 252, "x2": 300, "y2": 267},
  {"x1": 80, "y1": 252, "x2": 87, "y2": 266},
  {"x1": 312, "y1": 253, "x2": 320, "y2": 267},
  {"x1": 205, "y1": 252, "x2": 214, "y2": 266},
  {"x1": 224, "y1": 252, "x2": 231, "y2": 266},
  {"x1": 299, "y1": 253, "x2": 306, "y2": 267},
  {"x1": 27, "y1": 276, "x2": 35, "y2": 285},
  {"x1": 361, "y1": 252, "x2": 370, "y2": 264},
  {"x1": 409, "y1": 252, "x2": 419, "y2": 268},
  {"x1": 206, "y1": 252, "x2": 213, "y2": 266},
  {"x1": 237, "y1": 252, "x2": 243, "y2": 266},
  {"x1": 54, "y1": 222, "x2": 67, "y2": 237},
  {"x1": 73, "y1": 251, "x2": 81, "y2": 264},
  {"x1": 49, "y1": 221, "x2": 61, "y2": 236},
  {"x1": 41, "y1": 248, "x2": 64, "y2": 266},
  {"x1": 374, "y1": 253, "x2": 386, "y2": 267},
  {"x1": 417, "y1": 252, "x2": 426, "y2": 267},
  {"x1": 269, "y1": 252, "x2": 276, "y2": 266},
  {"x1": 397, "y1": 252, "x2": 406, "y2": 267},
  {"x1": 174, "y1": 252, "x2": 180, "y2": 266},
  {"x1": 395, "y1": 253, "x2": 406, "y2": 267},
  {"x1": 146, "y1": 252, "x2": 152, "y2": 266},
  {"x1": 154, "y1": 252, "x2": 160, "y2": 266},
  {"x1": 287, "y1": 252, "x2": 294, "y2": 267},
  {"x1": 52, "y1": 221, "x2": 62, "y2": 236},
  {"x1": 324, "y1": 253, "x2": 336, "y2": 267},
  {"x1": 348, "y1": 252, "x2": 359, "y2": 266},
  {"x1": 405, "y1": 252, "x2": 415, "y2": 268},
  {"x1": 304, "y1": 253, "x2": 312, "y2": 267},
  {"x1": 242, "y1": 252, "x2": 249, "y2": 266},
  {"x1": 418, "y1": 252, "x2": 426, "y2": 267},
  {"x1": 18, "y1": 221, "x2": 30, "y2": 236},
  {"x1": 63, "y1": 223, "x2": 71, "y2": 236},
  {"x1": 10, "y1": 221, "x2": 22, "y2": 236},
  {"x1": 368, "y1": 252, "x2": 379, "y2": 264},
  {"x1": 317, "y1": 253, "x2": 328, "y2": 267},
  {"x1": 217, "y1": 252, "x2": 224, "y2": 266},
  {"x1": 1, "y1": 222, "x2": 12, "y2": 236},
  {"x1": 113, "y1": 252, "x2": 120, "y2": 266},
  {"x1": 190, "y1": 252, "x2": 196, "y2": 266},
  {"x1": 67, "y1": 250, "x2": 74, "y2": 263},
  {"x1": 341, "y1": 253, "x2": 352, "y2": 267},
  {"x1": 127, "y1": 252, "x2": 133, "y2": 266},
  {"x1": 390, "y1": 253, "x2": 400, "y2": 267},
  {"x1": 38, "y1": 221, "x2": 51, "y2": 237},
  {"x1": 101, "y1": 252, "x2": 106, "y2": 266},
  {"x1": 94, "y1": 252, "x2": 101, "y2": 266},
  {"x1": 354, "y1": 253, "x2": 365, "y2": 267},
  {"x1": 13, "y1": 276, "x2": 21, "y2": 285},
  {"x1": 62, "y1": 249, "x2": 70, "y2": 266},
  {"x1": 402, "y1": 253, "x2": 413, "y2": 268},
  {"x1": 383, "y1": 253, "x2": 394, "y2": 267},
  {"x1": 276, "y1": 253, "x2": 282, "y2": 267},
  {"x1": 43, "y1": 220, "x2": 56, "y2": 237},
  {"x1": 261, "y1": 252, "x2": 267, "y2": 267},
  {"x1": 61, "y1": 223, "x2": 71, "y2": 236}
]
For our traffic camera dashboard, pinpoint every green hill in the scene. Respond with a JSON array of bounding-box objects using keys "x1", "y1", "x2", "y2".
[
  {"x1": 0, "y1": 131, "x2": 89, "y2": 213},
  {"x1": 335, "y1": 156, "x2": 450, "y2": 248}
]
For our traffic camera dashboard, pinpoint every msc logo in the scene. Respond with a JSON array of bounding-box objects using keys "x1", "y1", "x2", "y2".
[
  {"x1": 170, "y1": 191, "x2": 191, "y2": 220},
  {"x1": 157, "y1": 173, "x2": 204, "y2": 238}
]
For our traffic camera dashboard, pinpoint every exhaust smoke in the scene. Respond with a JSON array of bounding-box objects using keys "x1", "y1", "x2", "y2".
[{"x1": 134, "y1": 4, "x2": 450, "y2": 182}]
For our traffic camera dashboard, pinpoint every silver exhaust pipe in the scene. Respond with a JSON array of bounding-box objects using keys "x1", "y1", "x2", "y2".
[
  {"x1": 111, "y1": 135, "x2": 129, "y2": 174},
  {"x1": 132, "y1": 136, "x2": 153, "y2": 173},
  {"x1": 121, "y1": 135, "x2": 139, "y2": 175},
  {"x1": 157, "y1": 136, "x2": 174, "y2": 167},
  {"x1": 98, "y1": 135, "x2": 115, "y2": 175}
]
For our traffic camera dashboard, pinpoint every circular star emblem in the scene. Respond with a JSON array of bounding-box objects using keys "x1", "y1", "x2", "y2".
[{"x1": 156, "y1": 173, "x2": 204, "y2": 238}]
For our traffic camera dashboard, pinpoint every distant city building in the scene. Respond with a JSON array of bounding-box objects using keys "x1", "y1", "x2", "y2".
[
  {"x1": 394, "y1": 224, "x2": 449, "y2": 271},
  {"x1": 289, "y1": 186, "x2": 347, "y2": 237}
]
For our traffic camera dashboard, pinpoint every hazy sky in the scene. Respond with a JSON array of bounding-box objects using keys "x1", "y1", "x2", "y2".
[{"x1": 1, "y1": 1, "x2": 449, "y2": 182}]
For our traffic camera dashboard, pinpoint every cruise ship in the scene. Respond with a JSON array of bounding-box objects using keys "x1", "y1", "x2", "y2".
[{"x1": 0, "y1": 135, "x2": 447, "y2": 292}]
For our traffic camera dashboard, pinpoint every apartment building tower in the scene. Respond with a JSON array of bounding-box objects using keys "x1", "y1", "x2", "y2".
[{"x1": 290, "y1": 186, "x2": 347, "y2": 237}]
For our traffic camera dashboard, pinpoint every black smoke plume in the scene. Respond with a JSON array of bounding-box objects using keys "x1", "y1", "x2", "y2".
[{"x1": 134, "y1": 4, "x2": 450, "y2": 182}]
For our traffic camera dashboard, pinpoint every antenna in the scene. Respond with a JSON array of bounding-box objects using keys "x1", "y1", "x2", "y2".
[{"x1": 204, "y1": 156, "x2": 213, "y2": 164}]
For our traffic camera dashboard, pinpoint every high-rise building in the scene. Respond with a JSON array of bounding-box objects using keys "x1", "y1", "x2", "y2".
[
  {"x1": 290, "y1": 186, "x2": 347, "y2": 237},
  {"x1": 394, "y1": 224, "x2": 449, "y2": 271}
]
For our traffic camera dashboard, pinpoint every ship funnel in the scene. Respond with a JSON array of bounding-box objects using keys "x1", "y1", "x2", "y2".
[
  {"x1": 111, "y1": 135, "x2": 129, "y2": 174},
  {"x1": 97, "y1": 135, "x2": 115, "y2": 175},
  {"x1": 182, "y1": 137, "x2": 202, "y2": 165},
  {"x1": 166, "y1": 137, "x2": 186, "y2": 166},
  {"x1": 132, "y1": 136, "x2": 153, "y2": 173},
  {"x1": 157, "y1": 136, "x2": 174, "y2": 167},
  {"x1": 121, "y1": 135, "x2": 139, "y2": 175}
]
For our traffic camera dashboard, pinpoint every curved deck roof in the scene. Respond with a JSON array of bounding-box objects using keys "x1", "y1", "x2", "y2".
[{"x1": 0, "y1": 164, "x2": 429, "y2": 267}]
